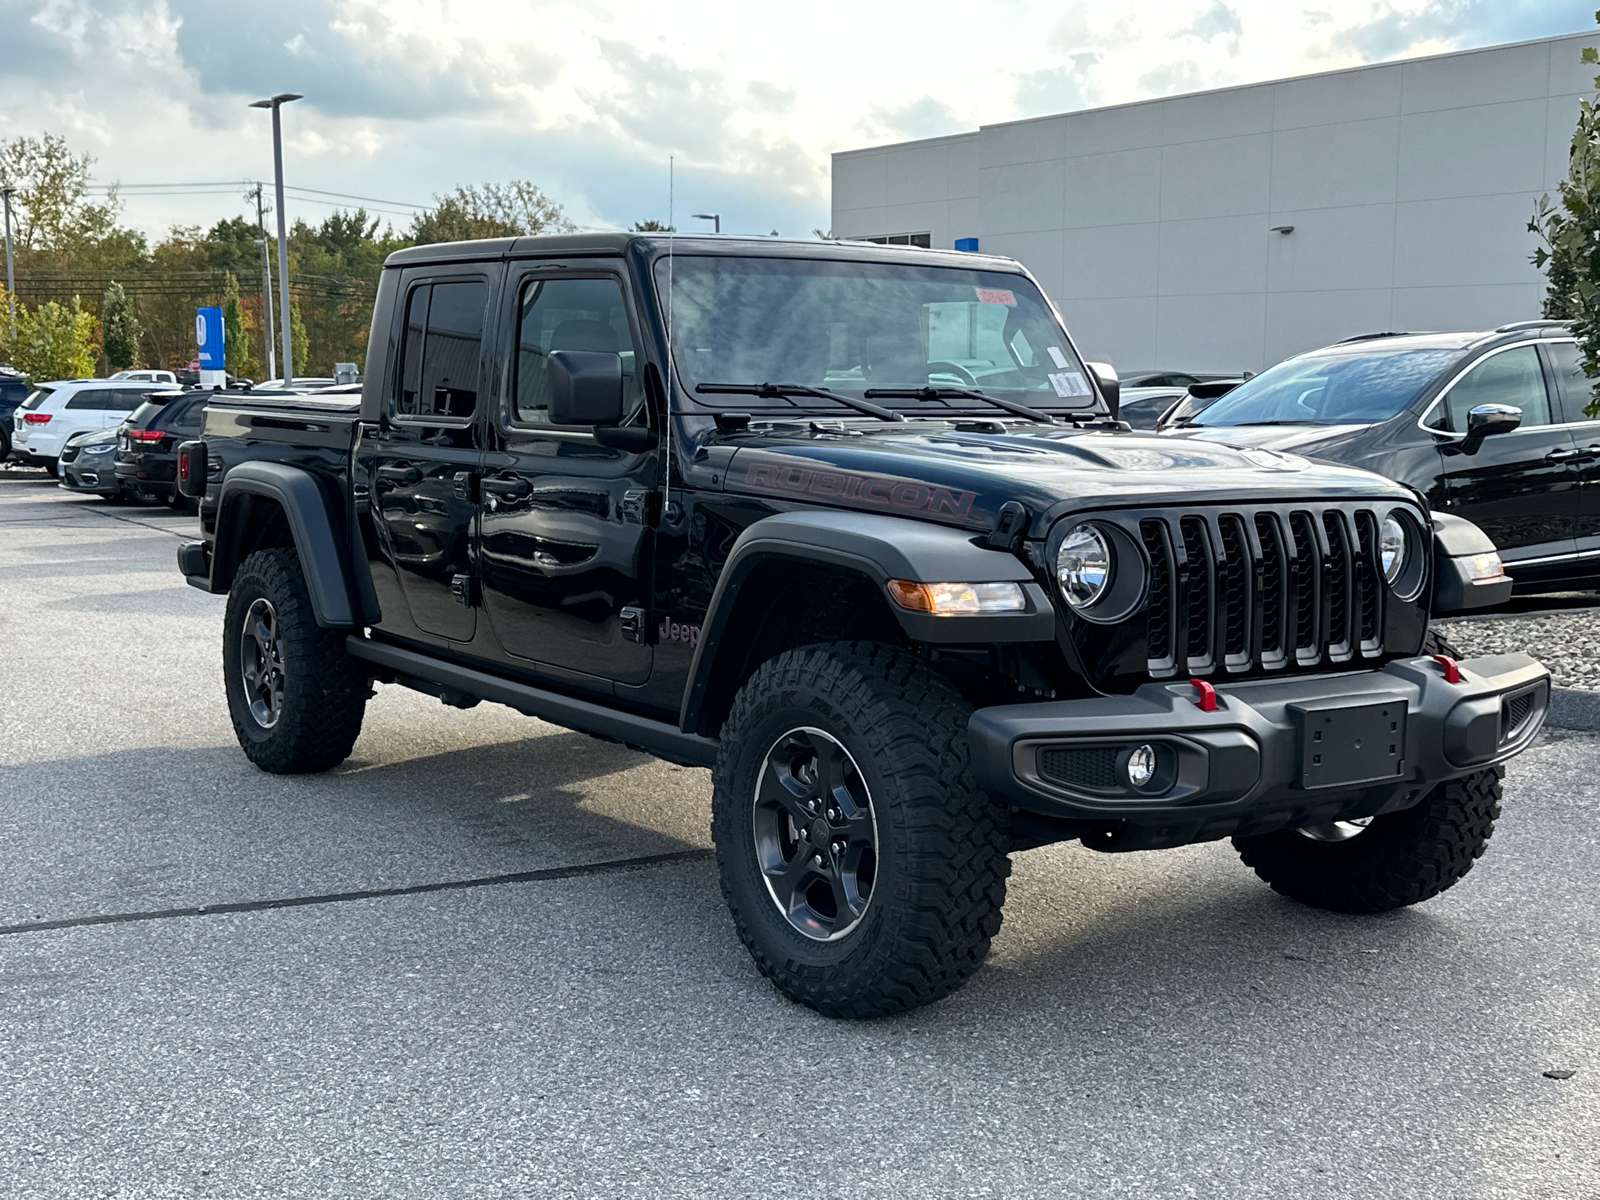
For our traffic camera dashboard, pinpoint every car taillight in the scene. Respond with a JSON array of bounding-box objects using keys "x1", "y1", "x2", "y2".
[
  {"x1": 22, "y1": 412, "x2": 51, "y2": 424},
  {"x1": 127, "y1": 429, "x2": 165, "y2": 442}
]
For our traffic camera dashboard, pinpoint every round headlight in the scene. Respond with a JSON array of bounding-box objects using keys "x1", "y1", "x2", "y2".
[
  {"x1": 1056, "y1": 524, "x2": 1112, "y2": 609},
  {"x1": 1380, "y1": 514, "x2": 1407, "y2": 584}
]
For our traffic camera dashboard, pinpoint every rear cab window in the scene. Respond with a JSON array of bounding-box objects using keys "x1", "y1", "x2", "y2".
[{"x1": 396, "y1": 280, "x2": 488, "y2": 421}]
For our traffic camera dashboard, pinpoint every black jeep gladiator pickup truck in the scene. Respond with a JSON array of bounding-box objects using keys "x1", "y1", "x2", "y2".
[{"x1": 175, "y1": 233, "x2": 1549, "y2": 1018}]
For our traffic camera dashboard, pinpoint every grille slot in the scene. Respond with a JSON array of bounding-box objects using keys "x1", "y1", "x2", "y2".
[
  {"x1": 1501, "y1": 691, "x2": 1535, "y2": 743},
  {"x1": 1180, "y1": 517, "x2": 1214, "y2": 673},
  {"x1": 1037, "y1": 746, "x2": 1120, "y2": 791},
  {"x1": 1134, "y1": 505, "x2": 1385, "y2": 679}
]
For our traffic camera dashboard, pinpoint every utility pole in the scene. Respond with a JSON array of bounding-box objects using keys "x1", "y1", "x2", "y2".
[
  {"x1": 250, "y1": 93, "x2": 302, "y2": 384},
  {"x1": 252, "y1": 183, "x2": 277, "y2": 381},
  {"x1": 1, "y1": 186, "x2": 15, "y2": 323}
]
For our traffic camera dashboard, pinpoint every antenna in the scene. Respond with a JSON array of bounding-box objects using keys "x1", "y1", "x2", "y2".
[{"x1": 664, "y1": 156, "x2": 674, "y2": 512}]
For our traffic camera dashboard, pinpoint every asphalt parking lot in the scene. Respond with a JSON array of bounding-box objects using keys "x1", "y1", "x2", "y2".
[{"x1": 1, "y1": 470, "x2": 1597, "y2": 1200}]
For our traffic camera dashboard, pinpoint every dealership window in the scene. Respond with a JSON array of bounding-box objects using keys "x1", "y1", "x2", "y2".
[{"x1": 856, "y1": 232, "x2": 932, "y2": 248}]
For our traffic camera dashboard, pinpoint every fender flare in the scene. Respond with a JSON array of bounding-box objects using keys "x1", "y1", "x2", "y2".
[
  {"x1": 211, "y1": 461, "x2": 359, "y2": 627},
  {"x1": 679, "y1": 510, "x2": 1055, "y2": 735}
]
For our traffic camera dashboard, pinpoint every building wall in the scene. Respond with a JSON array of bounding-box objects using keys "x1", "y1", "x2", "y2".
[{"x1": 831, "y1": 33, "x2": 1597, "y2": 374}]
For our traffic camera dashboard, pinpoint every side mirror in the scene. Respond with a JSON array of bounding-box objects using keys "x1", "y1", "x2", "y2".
[
  {"x1": 548, "y1": 350, "x2": 625, "y2": 426},
  {"x1": 1086, "y1": 361, "x2": 1119, "y2": 419},
  {"x1": 1460, "y1": 402, "x2": 1521, "y2": 454}
]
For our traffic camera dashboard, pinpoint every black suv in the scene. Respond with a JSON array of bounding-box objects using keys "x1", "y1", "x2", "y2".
[
  {"x1": 0, "y1": 367, "x2": 29, "y2": 459},
  {"x1": 175, "y1": 234, "x2": 1548, "y2": 1018},
  {"x1": 114, "y1": 390, "x2": 210, "y2": 508},
  {"x1": 1167, "y1": 322, "x2": 1600, "y2": 592}
]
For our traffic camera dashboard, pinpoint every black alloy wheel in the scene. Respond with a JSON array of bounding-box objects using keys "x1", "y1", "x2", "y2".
[
  {"x1": 240, "y1": 596, "x2": 286, "y2": 729},
  {"x1": 753, "y1": 727, "x2": 879, "y2": 941}
]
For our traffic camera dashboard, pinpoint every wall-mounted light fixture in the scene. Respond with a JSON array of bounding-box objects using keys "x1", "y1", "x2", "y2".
[{"x1": 1271, "y1": 225, "x2": 1295, "y2": 235}]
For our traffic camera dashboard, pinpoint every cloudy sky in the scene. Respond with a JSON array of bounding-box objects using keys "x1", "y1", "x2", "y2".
[{"x1": 0, "y1": 0, "x2": 1593, "y2": 241}]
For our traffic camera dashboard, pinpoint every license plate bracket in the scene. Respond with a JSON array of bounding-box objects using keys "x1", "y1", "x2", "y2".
[{"x1": 1289, "y1": 696, "x2": 1407, "y2": 790}]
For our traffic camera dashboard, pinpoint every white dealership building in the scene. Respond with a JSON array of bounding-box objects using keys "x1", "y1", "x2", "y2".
[{"x1": 830, "y1": 32, "x2": 1596, "y2": 374}]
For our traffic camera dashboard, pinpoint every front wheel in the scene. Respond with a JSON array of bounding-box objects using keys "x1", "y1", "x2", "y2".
[
  {"x1": 711, "y1": 642, "x2": 1011, "y2": 1018},
  {"x1": 223, "y1": 547, "x2": 367, "y2": 773},
  {"x1": 1233, "y1": 768, "x2": 1502, "y2": 913}
]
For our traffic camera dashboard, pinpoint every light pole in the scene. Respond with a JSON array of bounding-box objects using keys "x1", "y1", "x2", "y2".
[
  {"x1": 1, "y1": 186, "x2": 15, "y2": 323},
  {"x1": 250, "y1": 93, "x2": 302, "y2": 384},
  {"x1": 691, "y1": 212, "x2": 720, "y2": 233}
]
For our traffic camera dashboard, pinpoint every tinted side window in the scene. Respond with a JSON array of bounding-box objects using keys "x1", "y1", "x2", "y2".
[
  {"x1": 1436, "y1": 346, "x2": 1551, "y2": 433},
  {"x1": 65, "y1": 391, "x2": 108, "y2": 410},
  {"x1": 513, "y1": 276, "x2": 639, "y2": 424},
  {"x1": 1545, "y1": 340, "x2": 1598, "y2": 424},
  {"x1": 108, "y1": 389, "x2": 155, "y2": 411},
  {"x1": 395, "y1": 280, "x2": 486, "y2": 420},
  {"x1": 162, "y1": 397, "x2": 207, "y2": 432}
]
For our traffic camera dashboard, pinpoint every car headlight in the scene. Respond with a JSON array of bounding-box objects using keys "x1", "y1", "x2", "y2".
[
  {"x1": 1056, "y1": 524, "x2": 1112, "y2": 608},
  {"x1": 1380, "y1": 514, "x2": 1407, "y2": 584}
]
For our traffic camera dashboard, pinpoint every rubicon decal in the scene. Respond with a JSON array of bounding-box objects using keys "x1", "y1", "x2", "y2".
[{"x1": 741, "y1": 463, "x2": 976, "y2": 518}]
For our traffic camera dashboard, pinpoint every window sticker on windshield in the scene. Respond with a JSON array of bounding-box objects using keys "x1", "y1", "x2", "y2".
[
  {"x1": 1047, "y1": 346, "x2": 1070, "y2": 369},
  {"x1": 975, "y1": 287, "x2": 1016, "y2": 306},
  {"x1": 1048, "y1": 371, "x2": 1092, "y2": 398}
]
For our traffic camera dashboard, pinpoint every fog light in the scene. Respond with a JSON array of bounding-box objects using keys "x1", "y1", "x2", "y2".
[{"x1": 1126, "y1": 744, "x2": 1156, "y2": 788}]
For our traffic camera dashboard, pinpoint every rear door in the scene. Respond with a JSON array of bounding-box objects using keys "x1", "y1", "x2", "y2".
[
  {"x1": 477, "y1": 263, "x2": 658, "y2": 688},
  {"x1": 1543, "y1": 337, "x2": 1600, "y2": 565},
  {"x1": 1427, "y1": 342, "x2": 1582, "y2": 569},
  {"x1": 365, "y1": 269, "x2": 493, "y2": 644}
]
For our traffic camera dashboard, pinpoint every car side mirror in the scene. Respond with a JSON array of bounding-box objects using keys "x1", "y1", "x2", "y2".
[
  {"x1": 1086, "y1": 361, "x2": 1119, "y2": 419},
  {"x1": 1460, "y1": 403, "x2": 1521, "y2": 454},
  {"x1": 548, "y1": 350, "x2": 625, "y2": 426}
]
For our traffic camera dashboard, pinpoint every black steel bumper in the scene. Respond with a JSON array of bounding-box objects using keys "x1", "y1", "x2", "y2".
[{"x1": 969, "y1": 654, "x2": 1550, "y2": 850}]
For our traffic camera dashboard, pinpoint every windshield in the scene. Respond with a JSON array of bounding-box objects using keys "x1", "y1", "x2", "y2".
[
  {"x1": 1191, "y1": 347, "x2": 1462, "y2": 426},
  {"x1": 655, "y1": 255, "x2": 1099, "y2": 413}
]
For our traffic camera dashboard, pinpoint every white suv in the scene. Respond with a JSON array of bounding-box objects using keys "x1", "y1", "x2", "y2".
[{"x1": 10, "y1": 379, "x2": 170, "y2": 471}]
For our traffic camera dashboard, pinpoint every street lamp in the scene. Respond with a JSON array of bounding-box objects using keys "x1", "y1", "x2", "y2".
[
  {"x1": 691, "y1": 212, "x2": 720, "y2": 233},
  {"x1": 250, "y1": 93, "x2": 302, "y2": 384},
  {"x1": 1, "y1": 186, "x2": 15, "y2": 322}
]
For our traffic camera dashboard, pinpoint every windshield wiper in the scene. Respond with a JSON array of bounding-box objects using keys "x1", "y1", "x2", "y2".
[
  {"x1": 695, "y1": 382, "x2": 904, "y2": 422},
  {"x1": 1222, "y1": 420, "x2": 1320, "y2": 427},
  {"x1": 863, "y1": 385, "x2": 1057, "y2": 425}
]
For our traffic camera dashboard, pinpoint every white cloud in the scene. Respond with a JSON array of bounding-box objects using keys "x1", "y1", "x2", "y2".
[{"x1": 0, "y1": 0, "x2": 1589, "y2": 239}]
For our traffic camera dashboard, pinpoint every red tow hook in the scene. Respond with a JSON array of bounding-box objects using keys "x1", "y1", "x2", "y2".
[
  {"x1": 1432, "y1": 654, "x2": 1462, "y2": 684},
  {"x1": 1189, "y1": 678, "x2": 1218, "y2": 712}
]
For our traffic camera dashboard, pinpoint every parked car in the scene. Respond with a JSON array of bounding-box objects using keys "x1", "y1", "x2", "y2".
[
  {"x1": 0, "y1": 366, "x2": 30, "y2": 459},
  {"x1": 1154, "y1": 378, "x2": 1249, "y2": 429},
  {"x1": 1165, "y1": 321, "x2": 1600, "y2": 592},
  {"x1": 1118, "y1": 385, "x2": 1189, "y2": 429},
  {"x1": 108, "y1": 369, "x2": 179, "y2": 385},
  {"x1": 58, "y1": 428, "x2": 125, "y2": 499},
  {"x1": 176, "y1": 232, "x2": 1545, "y2": 1019},
  {"x1": 1119, "y1": 368, "x2": 1246, "y2": 390},
  {"x1": 113, "y1": 390, "x2": 212, "y2": 507},
  {"x1": 8, "y1": 379, "x2": 168, "y2": 472}
]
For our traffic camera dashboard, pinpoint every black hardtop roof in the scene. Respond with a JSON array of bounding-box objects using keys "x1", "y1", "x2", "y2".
[{"x1": 383, "y1": 232, "x2": 1027, "y2": 275}]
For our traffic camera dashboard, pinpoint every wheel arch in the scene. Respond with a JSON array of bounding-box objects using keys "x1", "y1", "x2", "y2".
[
  {"x1": 679, "y1": 511, "x2": 1056, "y2": 738},
  {"x1": 210, "y1": 461, "x2": 365, "y2": 628}
]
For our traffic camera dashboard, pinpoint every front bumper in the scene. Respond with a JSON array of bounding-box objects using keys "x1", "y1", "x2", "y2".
[
  {"x1": 60, "y1": 457, "x2": 120, "y2": 494},
  {"x1": 969, "y1": 654, "x2": 1549, "y2": 850}
]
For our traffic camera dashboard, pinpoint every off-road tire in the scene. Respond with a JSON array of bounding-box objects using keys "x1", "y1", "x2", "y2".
[
  {"x1": 711, "y1": 641, "x2": 1011, "y2": 1018},
  {"x1": 1232, "y1": 767, "x2": 1502, "y2": 913},
  {"x1": 223, "y1": 548, "x2": 366, "y2": 773}
]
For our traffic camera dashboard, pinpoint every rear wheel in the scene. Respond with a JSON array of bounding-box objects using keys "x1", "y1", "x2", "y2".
[
  {"x1": 1233, "y1": 768, "x2": 1502, "y2": 913},
  {"x1": 223, "y1": 548, "x2": 367, "y2": 773},
  {"x1": 711, "y1": 641, "x2": 1011, "y2": 1018}
]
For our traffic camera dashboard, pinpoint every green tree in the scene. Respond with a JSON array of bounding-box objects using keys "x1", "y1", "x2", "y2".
[
  {"x1": 409, "y1": 181, "x2": 572, "y2": 246},
  {"x1": 633, "y1": 219, "x2": 673, "y2": 232},
  {"x1": 5, "y1": 295, "x2": 97, "y2": 381},
  {"x1": 221, "y1": 271, "x2": 260, "y2": 380},
  {"x1": 1530, "y1": 20, "x2": 1600, "y2": 417},
  {"x1": 288, "y1": 296, "x2": 310, "y2": 379},
  {"x1": 101, "y1": 281, "x2": 141, "y2": 370}
]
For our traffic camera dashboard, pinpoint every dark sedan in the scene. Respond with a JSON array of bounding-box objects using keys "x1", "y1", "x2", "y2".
[
  {"x1": 1165, "y1": 320, "x2": 1600, "y2": 593},
  {"x1": 113, "y1": 391, "x2": 210, "y2": 509},
  {"x1": 58, "y1": 429, "x2": 125, "y2": 499}
]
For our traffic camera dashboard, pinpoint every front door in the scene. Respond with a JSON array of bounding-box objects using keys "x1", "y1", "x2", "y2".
[
  {"x1": 1429, "y1": 342, "x2": 1583, "y2": 568},
  {"x1": 478, "y1": 266, "x2": 657, "y2": 688},
  {"x1": 367, "y1": 273, "x2": 490, "y2": 643}
]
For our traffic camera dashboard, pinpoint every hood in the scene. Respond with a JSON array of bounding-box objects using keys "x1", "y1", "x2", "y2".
[
  {"x1": 1163, "y1": 422, "x2": 1375, "y2": 455},
  {"x1": 720, "y1": 422, "x2": 1414, "y2": 534}
]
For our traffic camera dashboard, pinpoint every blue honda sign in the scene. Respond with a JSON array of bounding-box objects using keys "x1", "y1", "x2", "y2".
[{"x1": 195, "y1": 306, "x2": 225, "y2": 370}]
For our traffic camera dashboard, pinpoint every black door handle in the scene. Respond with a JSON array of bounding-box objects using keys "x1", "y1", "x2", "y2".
[
  {"x1": 376, "y1": 464, "x2": 422, "y2": 484},
  {"x1": 481, "y1": 475, "x2": 533, "y2": 498}
]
